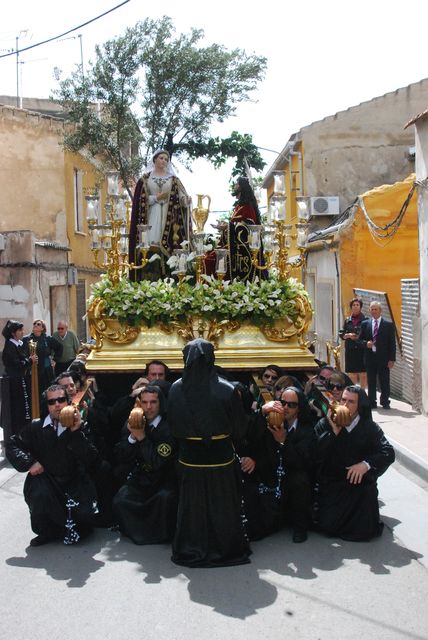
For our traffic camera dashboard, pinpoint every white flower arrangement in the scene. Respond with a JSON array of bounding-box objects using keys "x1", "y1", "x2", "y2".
[{"x1": 88, "y1": 274, "x2": 310, "y2": 327}]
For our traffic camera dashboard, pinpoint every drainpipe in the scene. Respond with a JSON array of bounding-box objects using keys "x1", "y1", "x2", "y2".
[{"x1": 333, "y1": 247, "x2": 341, "y2": 342}]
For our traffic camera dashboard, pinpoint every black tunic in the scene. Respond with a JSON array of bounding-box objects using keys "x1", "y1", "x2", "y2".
[
  {"x1": 6, "y1": 420, "x2": 101, "y2": 541},
  {"x1": 313, "y1": 416, "x2": 395, "y2": 540},
  {"x1": 168, "y1": 339, "x2": 251, "y2": 567},
  {"x1": 339, "y1": 314, "x2": 366, "y2": 373},
  {"x1": 238, "y1": 412, "x2": 316, "y2": 539},
  {"x1": 112, "y1": 418, "x2": 178, "y2": 545},
  {"x1": 1, "y1": 339, "x2": 32, "y2": 432}
]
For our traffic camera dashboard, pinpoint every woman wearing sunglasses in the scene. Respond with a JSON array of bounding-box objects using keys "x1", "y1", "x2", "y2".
[{"x1": 23, "y1": 320, "x2": 63, "y2": 407}]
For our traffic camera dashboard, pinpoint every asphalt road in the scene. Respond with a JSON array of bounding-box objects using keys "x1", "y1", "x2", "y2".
[{"x1": 1, "y1": 463, "x2": 427, "y2": 640}]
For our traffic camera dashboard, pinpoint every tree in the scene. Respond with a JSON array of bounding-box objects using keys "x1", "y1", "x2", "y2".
[{"x1": 53, "y1": 16, "x2": 267, "y2": 193}]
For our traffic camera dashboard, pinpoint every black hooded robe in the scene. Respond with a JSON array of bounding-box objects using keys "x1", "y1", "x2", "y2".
[{"x1": 168, "y1": 339, "x2": 251, "y2": 567}]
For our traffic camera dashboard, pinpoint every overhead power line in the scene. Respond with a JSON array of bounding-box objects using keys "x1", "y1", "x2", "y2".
[{"x1": 0, "y1": 0, "x2": 131, "y2": 60}]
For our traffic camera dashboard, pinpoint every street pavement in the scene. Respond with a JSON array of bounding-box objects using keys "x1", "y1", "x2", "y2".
[{"x1": 1, "y1": 397, "x2": 428, "y2": 639}]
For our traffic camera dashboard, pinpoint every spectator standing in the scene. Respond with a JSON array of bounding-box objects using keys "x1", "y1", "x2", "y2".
[
  {"x1": 339, "y1": 298, "x2": 367, "y2": 388},
  {"x1": 52, "y1": 321, "x2": 80, "y2": 376},
  {"x1": 23, "y1": 320, "x2": 62, "y2": 406},
  {"x1": 1, "y1": 320, "x2": 37, "y2": 433}
]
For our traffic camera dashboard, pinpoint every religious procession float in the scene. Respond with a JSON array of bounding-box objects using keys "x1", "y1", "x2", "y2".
[{"x1": 85, "y1": 168, "x2": 316, "y2": 374}]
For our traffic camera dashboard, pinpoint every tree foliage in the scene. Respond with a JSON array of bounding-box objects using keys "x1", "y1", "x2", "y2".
[{"x1": 53, "y1": 16, "x2": 267, "y2": 191}]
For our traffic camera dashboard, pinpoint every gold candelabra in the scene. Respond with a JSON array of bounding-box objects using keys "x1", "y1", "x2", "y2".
[
  {"x1": 250, "y1": 174, "x2": 310, "y2": 281},
  {"x1": 86, "y1": 173, "x2": 150, "y2": 284},
  {"x1": 326, "y1": 341, "x2": 342, "y2": 370},
  {"x1": 250, "y1": 219, "x2": 308, "y2": 280}
]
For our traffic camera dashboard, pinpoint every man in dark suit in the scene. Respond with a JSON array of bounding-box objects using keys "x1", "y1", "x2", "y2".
[{"x1": 358, "y1": 301, "x2": 396, "y2": 409}]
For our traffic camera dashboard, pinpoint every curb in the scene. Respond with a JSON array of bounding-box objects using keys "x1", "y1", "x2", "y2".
[{"x1": 389, "y1": 437, "x2": 428, "y2": 484}]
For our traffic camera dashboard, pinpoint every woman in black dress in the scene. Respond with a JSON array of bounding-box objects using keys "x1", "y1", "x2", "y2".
[
  {"x1": 1, "y1": 320, "x2": 37, "y2": 433},
  {"x1": 23, "y1": 319, "x2": 62, "y2": 405},
  {"x1": 339, "y1": 298, "x2": 366, "y2": 388}
]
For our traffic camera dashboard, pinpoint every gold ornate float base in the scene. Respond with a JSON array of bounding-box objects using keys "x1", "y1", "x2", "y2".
[{"x1": 86, "y1": 316, "x2": 317, "y2": 372}]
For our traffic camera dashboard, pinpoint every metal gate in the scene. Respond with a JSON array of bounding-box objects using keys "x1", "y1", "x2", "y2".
[{"x1": 401, "y1": 278, "x2": 420, "y2": 408}]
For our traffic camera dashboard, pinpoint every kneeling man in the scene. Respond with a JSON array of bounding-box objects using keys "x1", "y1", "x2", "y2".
[
  {"x1": 314, "y1": 385, "x2": 395, "y2": 541},
  {"x1": 113, "y1": 385, "x2": 177, "y2": 544},
  {"x1": 6, "y1": 384, "x2": 101, "y2": 546}
]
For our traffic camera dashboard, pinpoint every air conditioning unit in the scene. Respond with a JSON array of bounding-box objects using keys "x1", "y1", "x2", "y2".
[{"x1": 309, "y1": 196, "x2": 340, "y2": 216}]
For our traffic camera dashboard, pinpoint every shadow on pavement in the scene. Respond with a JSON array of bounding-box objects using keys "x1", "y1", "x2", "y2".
[
  {"x1": 5, "y1": 529, "x2": 110, "y2": 588},
  {"x1": 4, "y1": 520, "x2": 422, "y2": 618}
]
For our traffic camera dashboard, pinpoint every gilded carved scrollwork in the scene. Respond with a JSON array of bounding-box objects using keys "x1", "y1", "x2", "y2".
[
  {"x1": 326, "y1": 341, "x2": 342, "y2": 370},
  {"x1": 260, "y1": 293, "x2": 313, "y2": 344},
  {"x1": 160, "y1": 317, "x2": 240, "y2": 349},
  {"x1": 87, "y1": 293, "x2": 313, "y2": 353},
  {"x1": 87, "y1": 298, "x2": 140, "y2": 350}
]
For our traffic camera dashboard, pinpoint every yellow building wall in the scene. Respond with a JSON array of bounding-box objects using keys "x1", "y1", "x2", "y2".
[
  {"x1": 0, "y1": 105, "x2": 66, "y2": 241},
  {"x1": 0, "y1": 104, "x2": 103, "y2": 335},
  {"x1": 339, "y1": 176, "x2": 418, "y2": 331},
  {"x1": 63, "y1": 151, "x2": 105, "y2": 330}
]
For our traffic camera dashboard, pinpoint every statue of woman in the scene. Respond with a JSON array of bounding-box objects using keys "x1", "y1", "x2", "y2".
[
  {"x1": 217, "y1": 176, "x2": 265, "y2": 282},
  {"x1": 128, "y1": 149, "x2": 190, "y2": 280}
]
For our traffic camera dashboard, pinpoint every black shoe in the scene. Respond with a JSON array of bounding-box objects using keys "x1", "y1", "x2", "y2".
[
  {"x1": 30, "y1": 534, "x2": 59, "y2": 547},
  {"x1": 292, "y1": 529, "x2": 308, "y2": 543},
  {"x1": 381, "y1": 404, "x2": 391, "y2": 410}
]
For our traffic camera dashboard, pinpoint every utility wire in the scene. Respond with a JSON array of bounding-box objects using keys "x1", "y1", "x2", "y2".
[{"x1": 0, "y1": 0, "x2": 131, "y2": 60}]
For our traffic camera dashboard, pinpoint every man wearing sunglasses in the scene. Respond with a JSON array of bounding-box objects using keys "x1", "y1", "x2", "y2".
[
  {"x1": 261, "y1": 386, "x2": 316, "y2": 543},
  {"x1": 6, "y1": 384, "x2": 101, "y2": 547},
  {"x1": 313, "y1": 385, "x2": 395, "y2": 541}
]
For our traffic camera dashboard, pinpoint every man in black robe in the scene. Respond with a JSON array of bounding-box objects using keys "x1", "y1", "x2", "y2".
[
  {"x1": 112, "y1": 385, "x2": 177, "y2": 545},
  {"x1": 313, "y1": 385, "x2": 395, "y2": 541},
  {"x1": 257, "y1": 386, "x2": 316, "y2": 542},
  {"x1": 6, "y1": 384, "x2": 101, "y2": 546},
  {"x1": 168, "y1": 339, "x2": 251, "y2": 567}
]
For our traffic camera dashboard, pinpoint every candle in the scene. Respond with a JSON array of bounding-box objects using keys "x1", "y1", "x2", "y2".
[
  {"x1": 218, "y1": 257, "x2": 226, "y2": 273},
  {"x1": 277, "y1": 201, "x2": 286, "y2": 220},
  {"x1": 249, "y1": 229, "x2": 261, "y2": 250},
  {"x1": 179, "y1": 253, "x2": 187, "y2": 272},
  {"x1": 107, "y1": 172, "x2": 119, "y2": 195}
]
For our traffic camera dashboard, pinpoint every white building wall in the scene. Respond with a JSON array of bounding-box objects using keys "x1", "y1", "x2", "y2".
[
  {"x1": 414, "y1": 120, "x2": 428, "y2": 415},
  {"x1": 306, "y1": 249, "x2": 339, "y2": 364}
]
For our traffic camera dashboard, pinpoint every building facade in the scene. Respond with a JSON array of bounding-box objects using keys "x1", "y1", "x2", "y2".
[
  {"x1": 0, "y1": 100, "x2": 103, "y2": 355},
  {"x1": 263, "y1": 79, "x2": 428, "y2": 381}
]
